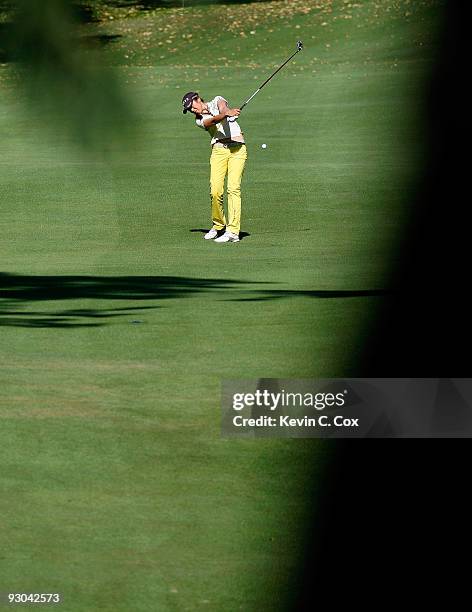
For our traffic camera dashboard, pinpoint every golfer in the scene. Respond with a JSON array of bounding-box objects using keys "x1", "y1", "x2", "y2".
[{"x1": 182, "y1": 92, "x2": 247, "y2": 243}]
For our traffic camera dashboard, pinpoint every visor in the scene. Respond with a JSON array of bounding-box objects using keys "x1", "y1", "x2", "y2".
[{"x1": 182, "y1": 91, "x2": 199, "y2": 114}]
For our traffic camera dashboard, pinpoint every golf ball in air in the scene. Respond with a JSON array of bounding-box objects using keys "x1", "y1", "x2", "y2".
[{"x1": 261, "y1": 143, "x2": 267, "y2": 149}]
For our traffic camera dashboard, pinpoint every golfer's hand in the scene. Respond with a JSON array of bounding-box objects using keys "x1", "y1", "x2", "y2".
[{"x1": 226, "y1": 108, "x2": 241, "y2": 117}]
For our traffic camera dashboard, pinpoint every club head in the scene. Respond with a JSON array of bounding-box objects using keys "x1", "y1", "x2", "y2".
[{"x1": 297, "y1": 40, "x2": 303, "y2": 52}]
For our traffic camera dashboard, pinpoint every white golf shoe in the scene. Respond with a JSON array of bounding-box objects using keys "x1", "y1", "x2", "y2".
[
  {"x1": 203, "y1": 229, "x2": 219, "y2": 240},
  {"x1": 214, "y1": 231, "x2": 240, "y2": 243}
]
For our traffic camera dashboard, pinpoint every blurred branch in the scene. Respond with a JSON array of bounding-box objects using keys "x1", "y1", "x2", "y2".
[{"x1": 2, "y1": 0, "x2": 137, "y2": 154}]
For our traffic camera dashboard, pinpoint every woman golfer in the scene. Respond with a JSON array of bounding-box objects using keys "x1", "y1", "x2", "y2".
[{"x1": 182, "y1": 92, "x2": 247, "y2": 243}]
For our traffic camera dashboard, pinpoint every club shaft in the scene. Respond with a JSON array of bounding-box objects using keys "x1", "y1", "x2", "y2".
[
  {"x1": 240, "y1": 89, "x2": 261, "y2": 110},
  {"x1": 240, "y1": 48, "x2": 301, "y2": 110}
]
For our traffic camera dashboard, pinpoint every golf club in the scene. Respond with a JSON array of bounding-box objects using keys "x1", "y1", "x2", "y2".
[{"x1": 239, "y1": 40, "x2": 304, "y2": 111}]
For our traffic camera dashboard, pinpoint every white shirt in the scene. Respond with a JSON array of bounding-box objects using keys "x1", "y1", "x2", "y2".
[{"x1": 195, "y1": 96, "x2": 245, "y2": 145}]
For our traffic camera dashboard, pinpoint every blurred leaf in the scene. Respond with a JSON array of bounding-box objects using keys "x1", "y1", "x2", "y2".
[{"x1": 4, "y1": 0, "x2": 138, "y2": 154}]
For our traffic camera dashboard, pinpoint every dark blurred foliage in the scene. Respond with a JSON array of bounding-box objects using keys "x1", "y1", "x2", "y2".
[
  {"x1": 293, "y1": 4, "x2": 470, "y2": 609},
  {"x1": 360, "y1": 0, "x2": 468, "y2": 376},
  {"x1": 0, "y1": 0, "x2": 137, "y2": 154}
]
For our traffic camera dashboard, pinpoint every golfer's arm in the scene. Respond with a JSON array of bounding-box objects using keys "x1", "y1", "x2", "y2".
[
  {"x1": 203, "y1": 112, "x2": 228, "y2": 128},
  {"x1": 218, "y1": 99, "x2": 230, "y2": 115},
  {"x1": 202, "y1": 99, "x2": 236, "y2": 128}
]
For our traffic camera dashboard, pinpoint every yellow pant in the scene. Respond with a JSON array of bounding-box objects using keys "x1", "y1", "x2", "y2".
[{"x1": 210, "y1": 144, "x2": 247, "y2": 235}]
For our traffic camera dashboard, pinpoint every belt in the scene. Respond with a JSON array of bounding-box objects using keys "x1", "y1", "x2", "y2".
[{"x1": 213, "y1": 141, "x2": 246, "y2": 149}]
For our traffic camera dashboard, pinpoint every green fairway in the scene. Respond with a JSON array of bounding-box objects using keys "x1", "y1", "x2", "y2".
[{"x1": 1, "y1": 1, "x2": 442, "y2": 610}]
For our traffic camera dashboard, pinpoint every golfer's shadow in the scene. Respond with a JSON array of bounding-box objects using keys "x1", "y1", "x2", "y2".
[{"x1": 190, "y1": 229, "x2": 251, "y2": 240}]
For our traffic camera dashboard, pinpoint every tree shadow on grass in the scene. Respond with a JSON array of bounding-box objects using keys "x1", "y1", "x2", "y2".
[
  {"x1": 228, "y1": 289, "x2": 391, "y2": 302},
  {"x1": 0, "y1": 273, "x2": 263, "y2": 328},
  {"x1": 84, "y1": 33, "x2": 123, "y2": 46},
  {"x1": 0, "y1": 272, "x2": 390, "y2": 328}
]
